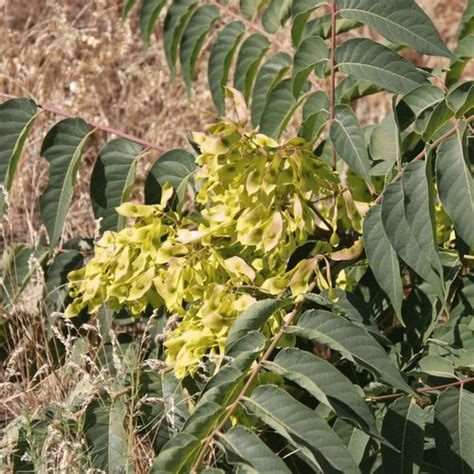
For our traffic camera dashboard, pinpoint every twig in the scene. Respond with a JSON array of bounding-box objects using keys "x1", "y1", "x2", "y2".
[
  {"x1": 0, "y1": 91, "x2": 166, "y2": 153},
  {"x1": 190, "y1": 281, "x2": 318, "y2": 472},
  {"x1": 374, "y1": 116, "x2": 474, "y2": 204},
  {"x1": 329, "y1": 0, "x2": 338, "y2": 170},
  {"x1": 366, "y1": 376, "x2": 474, "y2": 402}
]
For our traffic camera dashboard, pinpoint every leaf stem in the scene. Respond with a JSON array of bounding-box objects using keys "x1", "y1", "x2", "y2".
[
  {"x1": 366, "y1": 376, "x2": 474, "y2": 402},
  {"x1": 190, "y1": 281, "x2": 318, "y2": 472},
  {"x1": 0, "y1": 91, "x2": 166, "y2": 153},
  {"x1": 329, "y1": 0, "x2": 338, "y2": 170}
]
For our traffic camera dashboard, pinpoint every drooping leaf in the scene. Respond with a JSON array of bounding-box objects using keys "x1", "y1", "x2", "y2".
[
  {"x1": 436, "y1": 129, "x2": 474, "y2": 248},
  {"x1": 330, "y1": 104, "x2": 372, "y2": 182},
  {"x1": 208, "y1": 21, "x2": 246, "y2": 114},
  {"x1": 265, "y1": 347, "x2": 379, "y2": 436},
  {"x1": 90, "y1": 138, "x2": 142, "y2": 232},
  {"x1": 291, "y1": 0, "x2": 327, "y2": 47},
  {"x1": 39, "y1": 118, "x2": 92, "y2": 247},
  {"x1": 381, "y1": 181, "x2": 444, "y2": 297},
  {"x1": 335, "y1": 38, "x2": 428, "y2": 94},
  {"x1": 145, "y1": 148, "x2": 196, "y2": 206},
  {"x1": 259, "y1": 78, "x2": 306, "y2": 138},
  {"x1": 434, "y1": 387, "x2": 474, "y2": 473},
  {"x1": 234, "y1": 33, "x2": 270, "y2": 101},
  {"x1": 163, "y1": 0, "x2": 197, "y2": 79},
  {"x1": 84, "y1": 398, "x2": 130, "y2": 472},
  {"x1": 179, "y1": 5, "x2": 219, "y2": 96},
  {"x1": 288, "y1": 310, "x2": 412, "y2": 392},
  {"x1": 299, "y1": 90, "x2": 330, "y2": 142},
  {"x1": 0, "y1": 98, "x2": 38, "y2": 215},
  {"x1": 139, "y1": 0, "x2": 167, "y2": 48},
  {"x1": 251, "y1": 52, "x2": 291, "y2": 126},
  {"x1": 218, "y1": 425, "x2": 291, "y2": 473},
  {"x1": 337, "y1": 0, "x2": 453, "y2": 58},
  {"x1": 226, "y1": 299, "x2": 288, "y2": 348},
  {"x1": 242, "y1": 385, "x2": 360, "y2": 473},
  {"x1": 261, "y1": 0, "x2": 292, "y2": 34},
  {"x1": 363, "y1": 205, "x2": 403, "y2": 319},
  {"x1": 381, "y1": 397, "x2": 426, "y2": 474},
  {"x1": 292, "y1": 35, "x2": 328, "y2": 97}
]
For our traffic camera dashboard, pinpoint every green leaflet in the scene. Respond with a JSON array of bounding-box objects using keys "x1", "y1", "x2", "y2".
[
  {"x1": 305, "y1": 14, "x2": 361, "y2": 40},
  {"x1": 226, "y1": 298, "x2": 288, "y2": 349},
  {"x1": 44, "y1": 248, "x2": 84, "y2": 315},
  {"x1": 381, "y1": 397, "x2": 426, "y2": 474},
  {"x1": 90, "y1": 138, "x2": 142, "y2": 232},
  {"x1": 265, "y1": 347, "x2": 379, "y2": 437},
  {"x1": 251, "y1": 52, "x2": 291, "y2": 126},
  {"x1": 239, "y1": 0, "x2": 264, "y2": 19},
  {"x1": 151, "y1": 433, "x2": 201, "y2": 473},
  {"x1": 363, "y1": 205, "x2": 403, "y2": 319},
  {"x1": 242, "y1": 385, "x2": 360, "y2": 473},
  {"x1": 39, "y1": 118, "x2": 92, "y2": 247},
  {"x1": 261, "y1": 0, "x2": 292, "y2": 34},
  {"x1": 436, "y1": 130, "x2": 474, "y2": 248},
  {"x1": 292, "y1": 35, "x2": 328, "y2": 97},
  {"x1": 335, "y1": 38, "x2": 428, "y2": 95},
  {"x1": 401, "y1": 161, "x2": 443, "y2": 278},
  {"x1": 446, "y1": 81, "x2": 474, "y2": 118},
  {"x1": 208, "y1": 21, "x2": 246, "y2": 115},
  {"x1": 330, "y1": 104, "x2": 372, "y2": 183},
  {"x1": 291, "y1": 0, "x2": 327, "y2": 47},
  {"x1": 299, "y1": 90, "x2": 330, "y2": 142},
  {"x1": 233, "y1": 33, "x2": 270, "y2": 101},
  {"x1": 218, "y1": 426, "x2": 291, "y2": 473},
  {"x1": 333, "y1": 419, "x2": 370, "y2": 467},
  {"x1": 163, "y1": 0, "x2": 197, "y2": 79},
  {"x1": 122, "y1": 0, "x2": 137, "y2": 18},
  {"x1": 84, "y1": 398, "x2": 130, "y2": 472},
  {"x1": 335, "y1": 76, "x2": 382, "y2": 104},
  {"x1": 370, "y1": 112, "x2": 401, "y2": 165},
  {"x1": 259, "y1": 78, "x2": 307, "y2": 138},
  {"x1": 179, "y1": 5, "x2": 219, "y2": 97},
  {"x1": 139, "y1": 0, "x2": 167, "y2": 48},
  {"x1": 0, "y1": 98, "x2": 38, "y2": 216},
  {"x1": 145, "y1": 148, "x2": 196, "y2": 207},
  {"x1": 337, "y1": 0, "x2": 453, "y2": 58},
  {"x1": 422, "y1": 100, "x2": 454, "y2": 141},
  {"x1": 288, "y1": 310, "x2": 412, "y2": 392},
  {"x1": 400, "y1": 84, "x2": 445, "y2": 119},
  {"x1": 434, "y1": 387, "x2": 474, "y2": 473},
  {"x1": 381, "y1": 180, "x2": 444, "y2": 298}
]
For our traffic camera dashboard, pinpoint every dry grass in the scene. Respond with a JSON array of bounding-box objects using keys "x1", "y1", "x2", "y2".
[{"x1": 0, "y1": 0, "x2": 471, "y2": 471}]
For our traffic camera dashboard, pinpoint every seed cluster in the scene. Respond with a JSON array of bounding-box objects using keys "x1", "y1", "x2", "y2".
[{"x1": 67, "y1": 121, "x2": 340, "y2": 377}]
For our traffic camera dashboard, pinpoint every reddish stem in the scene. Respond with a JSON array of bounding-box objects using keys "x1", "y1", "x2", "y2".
[
  {"x1": 329, "y1": 0, "x2": 338, "y2": 170},
  {"x1": 0, "y1": 91, "x2": 166, "y2": 153},
  {"x1": 367, "y1": 376, "x2": 474, "y2": 402}
]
